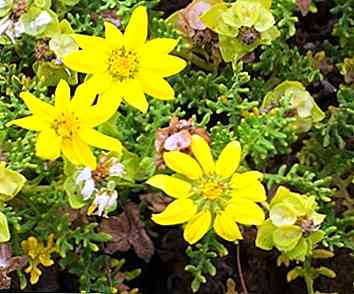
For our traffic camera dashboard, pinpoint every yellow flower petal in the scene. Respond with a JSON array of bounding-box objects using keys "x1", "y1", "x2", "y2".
[
  {"x1": 71, "y1": 83, "x2": 99, "y2": 110},
  {"x1": 72, "y1": 34, "x2": 109, "y2": 52},
  {"x1": 78, "y1": 128, "x2": 122, "y2": 152},
  {"x1": 29, "y1": 266, "x2": 42, "y2": 285},
  {"x1": 191, "y1": 135, "x2": 214, "y2": 175},
  {"x1": 55, "y1": 80, "x2": 71, "y2": 113},
  {"x1": 214, "y1": 212, "x2": 243, "y2": 241},
  {"x1": 138, "y1": 72, "x2": 175, "y2": 100},
  {"x1": 183, "y1": 210, "x2": 211, "y2": 244},
  {"x1": 124, "y1": 6, "x2": 148, "y2": 51},
  {"x1": 77, "y1": 106, "x2": 116, "y2": 128},
  {"x1": 72, "y1": 135, "x2": 96, "y2": 169},
  {"x1": 215, "y1": 141, "x2": 241, "y2": 178},
  {"x1": 36, "y1": 130, "x2": 61, "y2": 161},
  {"x1": 7, "y1": 116, "x2": 49, "y2": 131},
  {"x1": 19, "y1": 92, "x2": 55, "y2": 117},
  {"x1": 104, "y1": 21, "x2": 124, "y2": 48},
  {"x1": 140, "y1": 54, "x2": 187, "y2": 77},
  {"x1": 39, "y1": 254, "x2": 54, "y2": 267},
  {"x1": 62, "y1": 139, "x2": 80, "y2": 165},
  {"x1": 226, "y1": 199, "x2": 265, "y2": 226},
  {"x1": 141, "y1": 38, "x2": 178, "y2": 54},
  {"x1": 147, "y1": 175, "x2": 192, "y2": 198},
  {"x1": 152, "y1": 199, "x2": 197, "y2": 225},
  {"x1": 163, "y1": 151, "x2": 203, "y2": 180},
  {"x1": 84, "y1": 72, "x2": 114, "y2": 94},
  {"x1": 63, "y1": 50, "x2": 108, "y2": 74},
  {"x1": 98, "y1": 82, "x2": 123, "y2": 113},
  {"x1": 230, "y1": 171, "x2": 263, "y2": 189},
  {"x1": 123, "y1": 79, "x2": 148, "y2": 113},
  {"x1": 231, "y1": 181, "x2": 266, "y2": 202}
]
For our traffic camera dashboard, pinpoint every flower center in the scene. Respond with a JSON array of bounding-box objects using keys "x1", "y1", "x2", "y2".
[
  {"x1": 239, "y1": 26, "x2": 260, "y2": 45},
  {"x1": 108, "y1": 49, "x2": 138, "y2": 80},
  {"x1": 202, "y1": 181, "x2": 224, "y2": 200},
  {"x1": 52, "y1": 112, "x2": 80, "y2": 139}
]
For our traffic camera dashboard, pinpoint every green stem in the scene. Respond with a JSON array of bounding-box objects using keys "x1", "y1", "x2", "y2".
[{"x1": 303, "y1": 257, "x2": 314, "y2": 294}]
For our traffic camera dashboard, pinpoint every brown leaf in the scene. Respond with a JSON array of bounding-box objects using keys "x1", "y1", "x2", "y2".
[
  {"x1": 0, "y1": 243, "x2": 27, "y2": 289},
  {"x1": 101, "y1": 203, "x2": 154, "y2": 262},
  {"x1": 154, "y1": 116, "x2": 210, "y2": 170},
  {"x1": 140, "y1": 192, "x2": 172, "y2": 213},
  {"x1": 296, "y1": 0, "x2": 312, "y2": 16}
]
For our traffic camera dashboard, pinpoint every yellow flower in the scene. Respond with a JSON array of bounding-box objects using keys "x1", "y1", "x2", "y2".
[
  {"x1": 22, "y1": 234, "x2": 56, "y2": 285},
  {"x1": 147, "y1": 135, "x2": 266, "y2": 244},
  {"x1": 63, "y1": 6, "x2": 187, "y2": 113},
  {"x1": 7, "y1": 80, "x2": 122, "y2": 169}
]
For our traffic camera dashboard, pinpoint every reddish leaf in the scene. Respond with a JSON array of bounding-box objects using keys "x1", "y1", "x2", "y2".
[{"x1": 101, "y1": 203, "x2": 154, "y2": 262}]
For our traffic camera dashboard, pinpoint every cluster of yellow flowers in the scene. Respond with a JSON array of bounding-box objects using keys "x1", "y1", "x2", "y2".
[
  {"x1": 8, "y1": 6, "x2": 268, "y2": 249},
  {"x1": 7, "y1": 6, "x2": 186, "y2": 169},
  {"x1": 22, "y1": 234, "x2": 56, "y2": 285}
]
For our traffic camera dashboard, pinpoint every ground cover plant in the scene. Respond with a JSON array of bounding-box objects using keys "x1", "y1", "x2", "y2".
[{"x1": 0, "y1": 0, "x2": 353, "y2": 293}]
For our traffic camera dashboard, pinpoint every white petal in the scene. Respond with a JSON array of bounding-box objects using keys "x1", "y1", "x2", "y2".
[
  {"x1": 109, "y1": 163, "x2": 125, "y2": 177},
  {"x1": 76, "y1": 167, "x2": 92, "y2": 184},
  {"x1": 81, "y1": 179, "x2": 95, "y2": 200}
]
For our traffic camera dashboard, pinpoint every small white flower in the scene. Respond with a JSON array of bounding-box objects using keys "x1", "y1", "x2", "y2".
[
  {"x1": 95, "y1": 193, "x2": 110, "y2": 217},
  {"x1": 76, "y1": 167, "x2": 92, "y2": 185},
  {"x1": 109, "y1": 162, "x2": 125, "y2": 177},
  {"x1": 90, "y1": 191, "x2": 118, "y2": 217},
  {"x1": 81, "y1": 178, "x2": 95, "y2": 200},
  {"x1": 14, "y1": 21, "x2": 24, "y2": 37},
  {"x1": 0, "y1": 18, "x2": 10, "y2": 35}
]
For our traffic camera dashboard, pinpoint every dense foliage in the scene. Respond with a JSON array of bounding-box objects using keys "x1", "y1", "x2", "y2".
[{"x1": 0, "y1": 0, "x2": 353, "y2": 293}]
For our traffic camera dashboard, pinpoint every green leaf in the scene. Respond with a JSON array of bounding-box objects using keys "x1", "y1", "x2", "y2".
[
  {"x1": 19, "y1": 7, "x2": 59, "y2": 37},
  {"x1": 309, "y1": 230, "x2": 325, "y2": 244},
  {"x1": 64, "y1": 177, "x2": 86, "y2": 209},
  {"x1": 200, "y1": 3, "x2": 232, "y2": 35},
  {"x1": 0, "y1": 211, "x2": 10, "y2": 242},
  {"x1": 34, "y1": 0, "x2": 51, "y2": 9},
  {"x1": 256, "y1": 219, "x2": 275, "y2": 250},
  {"x1": 287, "y1": 266, "x2": 303, "y2": 282},
  {"x1": 34, "y1": 60, "x2": 78, "y2": 87},
  {"x1": 272, "y1": 225, "x2": 302, "y2": 252},
  {"x1": 312, "y1": 249, "x2": 334, "y2": 259},
  {"x1": 0, "y1": 0, "x2": 12, "y2": 18},
  {"x1": 316, "y1": 266, "x2": 336, "y2": 278}
]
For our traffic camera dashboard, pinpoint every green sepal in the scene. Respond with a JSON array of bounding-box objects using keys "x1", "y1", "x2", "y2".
[
  {"x1": 269, "y1": 203, "x2": 297, "y2": 226},
  {"x1": 286, "y1": 238, "x2": 308, "y2": 261},
  {"x1": 0, "y1": 162, "x2": 26, "y2": 202},
  {"x1": 256, "y1": 219, "x2": 275, "y2": 250},
  {"x1": 0, "y1": 211, "x2": 10, "y2": 242},
  {"x1": 273, "y1": 225, "x2": 302, "y2": 252},
  {"x1": 64, "y1": 176, "x2": 86, "y2": 209}
]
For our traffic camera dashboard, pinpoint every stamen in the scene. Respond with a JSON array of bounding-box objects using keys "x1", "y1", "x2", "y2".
[
  {"x1": 202, "y1": 181, "x2": 224, "y2": 200},
  {"x1": 52, "y1": 112, "x2": 80, "y2": 139},
  {"x1": 108, "y1": 49, "x2": 138, "y2": 79},
  {"x1": 239, "y1": 26, "x2": 260, "y2": 45}
]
